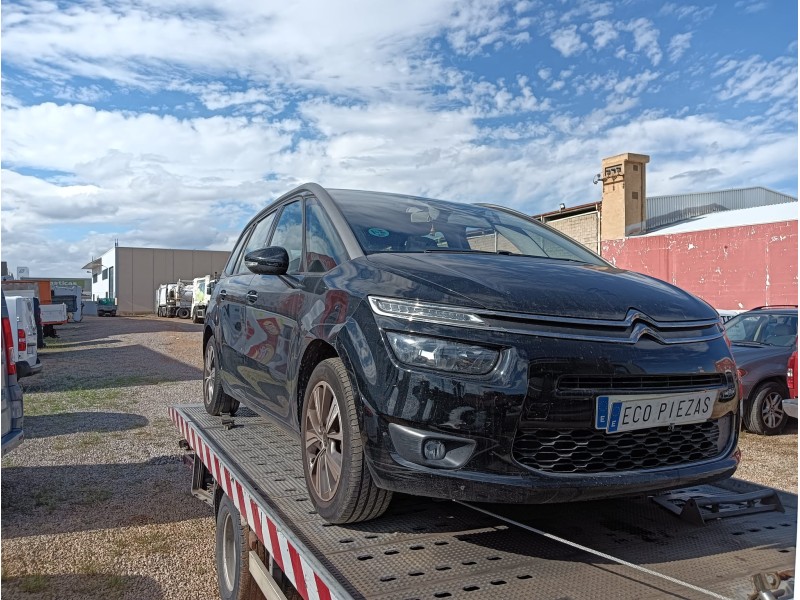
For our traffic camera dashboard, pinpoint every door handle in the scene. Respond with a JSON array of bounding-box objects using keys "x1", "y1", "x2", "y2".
[
  {"x1": 218, "y1": 289, "x2": 227, "y2": 300},
  {"x1": 246, "y1": 291, "x2": 258, "y2": 303}
]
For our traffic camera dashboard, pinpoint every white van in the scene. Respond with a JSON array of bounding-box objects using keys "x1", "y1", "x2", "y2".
[{"x1": 5, "y1": 295, "x2": 42, "y2": 378}]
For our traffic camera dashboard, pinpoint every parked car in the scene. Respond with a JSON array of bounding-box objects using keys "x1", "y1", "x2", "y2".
[
  {"x1": 4, "y1": 295, "x2": 42, "y2": 378},
  {"x1": 204, "y1": 183, "x2": 740, "y2": 523},
  {"x1": 783, "y1": 350, "x2": 797, "y2": 419},
  {"x1": 724, "y1": 306, "x2": 798, "y2": 435},
  {"x1": 2, "y1": 293, "x2": 25, "y2": 455}
]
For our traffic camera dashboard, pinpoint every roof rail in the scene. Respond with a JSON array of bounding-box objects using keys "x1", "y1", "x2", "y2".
[{"x1": 750, "y1": 305, "x2": 798, "y2": 310}]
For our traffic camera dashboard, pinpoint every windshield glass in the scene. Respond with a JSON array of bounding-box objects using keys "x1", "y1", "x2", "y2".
[
  {"x1": 328, "y1": 189, "x2": 605, "y2": 265},
  {"x1": 725, "y1": 311, "x2": 798, "y2": 347}
]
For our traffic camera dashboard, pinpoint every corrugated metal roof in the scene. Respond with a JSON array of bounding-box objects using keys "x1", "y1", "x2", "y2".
[
  {"x1": 645, "y1": 186, "x2": 797, "y2": 232},
  {"x1": 641, "y1": 202, "x2": 797, "y2": 236}
]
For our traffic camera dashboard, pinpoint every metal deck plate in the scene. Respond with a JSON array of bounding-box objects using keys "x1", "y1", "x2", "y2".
[{"x1": 177, "y1": 405, "x2": 796, "y2": 600}]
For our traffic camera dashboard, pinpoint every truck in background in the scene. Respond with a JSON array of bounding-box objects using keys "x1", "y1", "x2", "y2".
[
  {"x1": 1, "y1": 279, "x2": 68, "y2": 334},
  {"x1": 190, "y1": 275, "x2": 216, "y2": 323},
  {"x1": 156, "y1": 284, "x2": 175, "y2": 317},
  {"x1": 156, "y1": 281, "x2": 196, "y2": 319},
  {"x1": 96, "y1": 297, "x2": 118, "y2": 317},
  {"x1": 51, "y1": 284, "x2": 83, "y2": 322},
  {"x1": 176, "y1": 281, "x2": 193, "y2": 319}
]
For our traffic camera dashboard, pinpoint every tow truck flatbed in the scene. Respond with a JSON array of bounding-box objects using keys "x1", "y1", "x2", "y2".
[{"x1": 171, "y1": 404, "x2": 796, "y2": 600}]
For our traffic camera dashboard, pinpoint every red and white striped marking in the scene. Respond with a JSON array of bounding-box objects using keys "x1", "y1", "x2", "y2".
[{"x1": 170, "y1": 407, "x2": 340, "y2": 600}]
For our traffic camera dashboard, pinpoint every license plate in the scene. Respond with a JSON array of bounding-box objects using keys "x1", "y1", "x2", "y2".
[{"x1": 595, "y1": 391, "x2": 718, "y2": 433}]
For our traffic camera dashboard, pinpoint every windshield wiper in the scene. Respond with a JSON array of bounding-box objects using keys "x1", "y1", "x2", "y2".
[
  {"x1": 422, "y1": 248, "x2": 514, "y2": 255},
  {"x1": 731, "y1": 341, "x2": 767, "y2": 347}
]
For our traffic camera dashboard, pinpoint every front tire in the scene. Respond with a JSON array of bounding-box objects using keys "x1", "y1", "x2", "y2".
[
  {"x1": 204, "y1": 338, "x2": 240, "y2": 416},
  {"x1": 745, "y1": 381, "x2": 789, "y2": 435},
  {"x1": 301, "y1": 358, "x2": 392, "y2": 524}
]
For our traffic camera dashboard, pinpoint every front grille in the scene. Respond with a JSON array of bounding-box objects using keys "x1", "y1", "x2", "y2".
[
  {"x1": 512, "y1": 420, "x2": 721, "y2": 474},
  {"x1": 557, "y1": 373, "x2": 726, "y2": 392}
]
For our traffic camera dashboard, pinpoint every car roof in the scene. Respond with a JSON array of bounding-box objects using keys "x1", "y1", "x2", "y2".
[{"x1": 743, "y1": 306, "x2": 798, "y2": 314}]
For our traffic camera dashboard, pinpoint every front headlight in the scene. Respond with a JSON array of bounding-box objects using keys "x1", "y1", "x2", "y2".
[
  {"x1": 369, "y1": 296, "x2": 484, "y2": 326},
  {"x1": 386, "y1": 332, "x2": 499, "y2": 375}
]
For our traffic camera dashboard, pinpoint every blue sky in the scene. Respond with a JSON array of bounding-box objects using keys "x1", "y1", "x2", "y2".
[{"x1": 1, "y1": 0, "x2": 796, "y2": 278}]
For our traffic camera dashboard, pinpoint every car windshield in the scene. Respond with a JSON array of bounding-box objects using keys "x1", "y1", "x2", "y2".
[
  {"x1": 725, "y1": 311, "x2": 798, "y2": 347},
  {"x1": 329, "y1": 189, "x2": 605, "y2": 265}
]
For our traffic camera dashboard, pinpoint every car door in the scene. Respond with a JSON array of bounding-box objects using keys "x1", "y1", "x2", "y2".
[
  {"x1": 239, "y1": 199, "x2": 307, "y2": 422},
  {"x1": 217, "y1": 213, "x2": 277, "y2": 399},
  {"x1": 242, "y1": 197, "x2": 351, "y2": 428}
]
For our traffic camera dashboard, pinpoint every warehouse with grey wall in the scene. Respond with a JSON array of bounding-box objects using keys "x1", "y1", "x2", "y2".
[{"x1": 87, "y1": 247, "x2": 230, "y2": 314}]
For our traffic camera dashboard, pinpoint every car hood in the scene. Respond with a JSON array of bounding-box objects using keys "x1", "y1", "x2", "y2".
[
  {"x1": 730, "y1": 343, "x2": 795, "y2": 367},
  {"x1": 362, "y1": 253, "x2": 717, "y2": 322}
]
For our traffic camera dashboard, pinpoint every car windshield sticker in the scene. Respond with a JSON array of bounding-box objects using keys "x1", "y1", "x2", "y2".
[{"x1": 368, "y1": 227, "x2": 390, "y2": 238}]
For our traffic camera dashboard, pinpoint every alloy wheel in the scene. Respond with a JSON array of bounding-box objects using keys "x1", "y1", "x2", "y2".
[
  {"x1": 204, "y1": 346, "x2": 216, "y2": 404},
  {"x1": 305, "y1": 381, "x2": 343, "y2": 501},
  {"x1": 761, "y1": 391, "x2": 786, "y2": 429}
]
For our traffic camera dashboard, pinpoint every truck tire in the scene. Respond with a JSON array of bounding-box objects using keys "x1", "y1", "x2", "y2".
[
  {"x1": 744, "y1": 381, "x2": 789, "y2": 435},
  {"x1": 215, "y1": 494, "x2": 261, "y2": 600},
  {"x1": 177, "y1": 307, "x2": 190, "y2": 319},
  {"x1": 204, "y1": 338, "x2": 239, "y2": 416},
  {"x1": 301, "y1": 358, "x2": 392, "y2": 524}
]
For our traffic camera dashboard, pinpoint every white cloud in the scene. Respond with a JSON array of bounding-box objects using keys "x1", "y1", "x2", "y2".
[
  {"x1": 589, "y1": 20, "x2": 619, "y2": 49},
  {"x1": 2, "y1": 0, "x2": 526, "y2": 98},
  {"x1": 668, "y1": 32, "x2": 693, "y2": 62},
  {"x1": 735, "y1": 1, "x2": 769, "y2": 14},
  {"x1": 622, "y1": 18, "x2": 662, "y2": 66},
  {"x1": 715, "y1": 54, "x2": 798, "y2": 106},
  {"x1": 550, "y1": 26, "x2": 588, "y2": 57},
  {"x1": 0, "y1": 0, "x2": 795, "y2": 279},
  {"x1": 659, "y1": 3, "x2": 716, "y2": 21}
]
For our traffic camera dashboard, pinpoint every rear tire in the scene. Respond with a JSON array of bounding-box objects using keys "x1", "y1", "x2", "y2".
[
  {"x1": 204, "y1": 337, "x2": 238, "y2": 416},
  {"x1": 301, "y1": 358, "x2": 392, "y2": 524},
  {"x1": 215, "y1": 494, "x2": 260, "y2": 600},
  {"x1": 177, "y1": 307, "x2": 190, "y2": 319},
  {"x1": 745, "y1": 381, "x2": 789, "y2": 435}
]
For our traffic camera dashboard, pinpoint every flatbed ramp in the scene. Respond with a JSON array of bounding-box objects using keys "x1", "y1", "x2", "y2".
[{"x1": 171, "y1": 404, "x2": 796, "y2": 600}]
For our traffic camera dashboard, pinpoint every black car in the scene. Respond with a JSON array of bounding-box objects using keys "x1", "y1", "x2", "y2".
[
  {"x1": 724, "y1": 306, "x2": 798, "y2": 435},
  {"x1": 204, "y1": 183, "x2": 740, "y2": 523}
]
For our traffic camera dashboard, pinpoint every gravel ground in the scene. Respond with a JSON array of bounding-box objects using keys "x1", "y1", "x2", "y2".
[
  {"x1": 2, "y1": 316, "x2": 216, "y2": 600},
  {"x1": 1, "y1": 315, "x2": 797, "y2": 599}
]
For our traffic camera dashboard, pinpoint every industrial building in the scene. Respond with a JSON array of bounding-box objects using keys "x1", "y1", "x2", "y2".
[
  {"x1": 82, "y1": 246, "x2": 230, "y2": 314},
  {"x1": 536, "y1": 153, "x2": 798, "y2": 311}
]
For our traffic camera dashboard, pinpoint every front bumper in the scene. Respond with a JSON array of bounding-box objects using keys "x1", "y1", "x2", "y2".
[
  {"x1": 367, "y1": 439, "x2": 740, "y2": 504},
  {"x1": 340, "y1": 303, "x2": 740, "y2": 504}
]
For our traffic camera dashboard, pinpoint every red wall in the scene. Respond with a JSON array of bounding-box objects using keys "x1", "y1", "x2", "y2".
[{"x1": 601, "y1": 221, "x2": 798, "y2": 310}]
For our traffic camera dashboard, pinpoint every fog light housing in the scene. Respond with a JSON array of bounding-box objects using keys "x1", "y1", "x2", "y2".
[
  {"x1": 388, "y1": 423, "x2": 476, "y2": 468},
  {"x1": 423, "y1": 439, "x2": 447, "y2": 461}
]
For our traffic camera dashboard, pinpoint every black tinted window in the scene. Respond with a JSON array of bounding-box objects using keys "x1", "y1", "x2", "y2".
[
  {"x1": 270, "y1": 201, "x2": 303, "y2": 273},
  {"x1": 329, "y1": 189, "x2": 603, "y2": 265},
  {"x1": 226, "y1": 227, "x2": 252, "y2": 275},
  {"x1": 235, "y1": 212, "x2": 276, "y2": 275},
  {"x1": 305, "y1": 198, "x2": 348, "y2": 272}
]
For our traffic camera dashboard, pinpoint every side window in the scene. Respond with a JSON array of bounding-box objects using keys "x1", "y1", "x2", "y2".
[
  {"x1": 235, "y1": 212, "x2": 277, "y2": 275},
  {"x1": 269, "y1": 201, "x2": 303, "y2": 273},
  {"x1": 225, "y1": 228, "x2": 252, "y2": 275},
  {"x1": 305, "y1": 198, "x2": 348, "y2": 272}
]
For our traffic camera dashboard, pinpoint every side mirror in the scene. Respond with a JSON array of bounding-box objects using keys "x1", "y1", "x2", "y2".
[{"x1": 245, "y1": 247, "x2": 289, "y2": 275}]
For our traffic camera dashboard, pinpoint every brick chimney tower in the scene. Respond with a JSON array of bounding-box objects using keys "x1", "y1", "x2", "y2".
[{"x1": 599, "y1": 152, "x2": 650, "y2": 241}]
